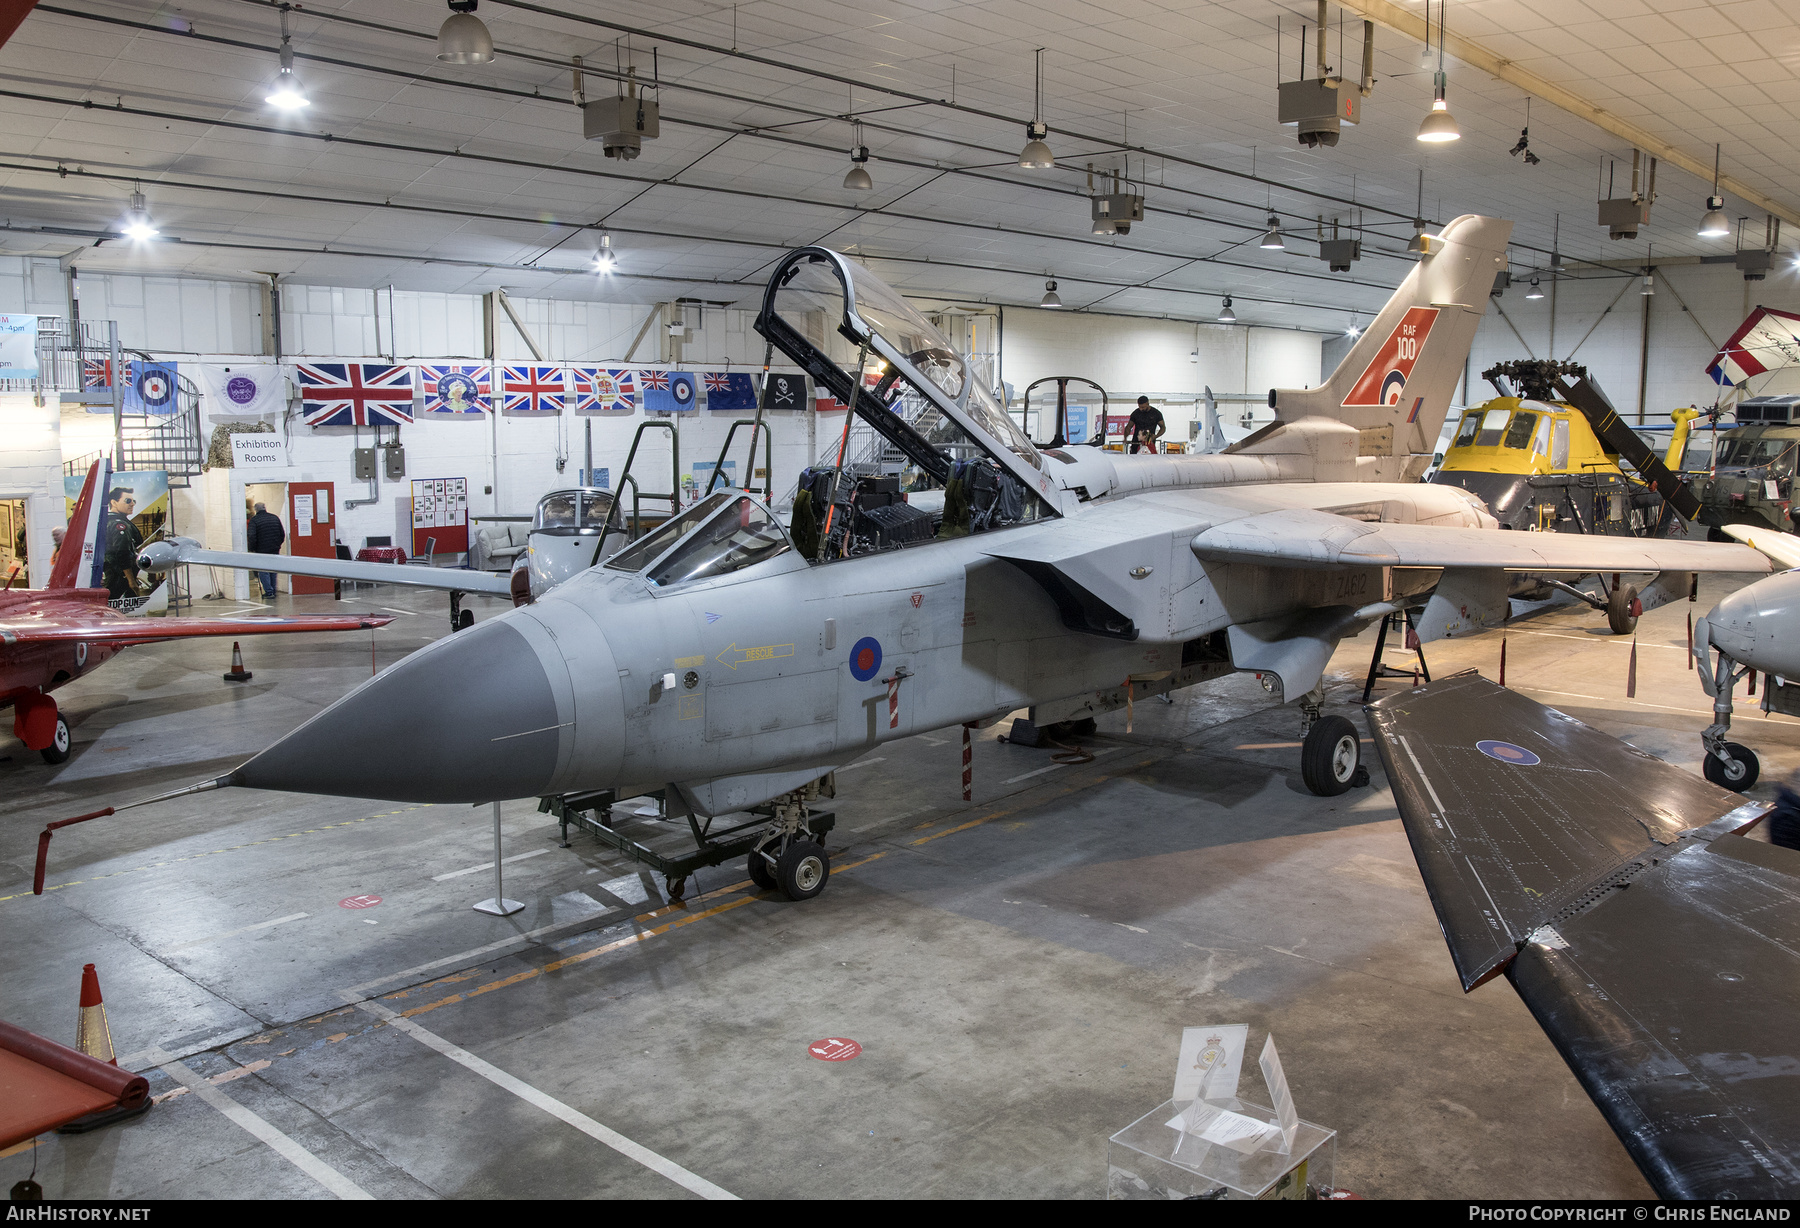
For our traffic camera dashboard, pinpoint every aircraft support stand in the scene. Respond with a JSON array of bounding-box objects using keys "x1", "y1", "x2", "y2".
[{"x1": 473, "y1": 801, "x2": 524, "y2": 917}]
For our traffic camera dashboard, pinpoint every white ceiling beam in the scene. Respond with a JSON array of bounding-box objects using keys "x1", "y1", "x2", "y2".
[{"x1": 1334, "y1": 0, "x2": 1800, "y2": 229}]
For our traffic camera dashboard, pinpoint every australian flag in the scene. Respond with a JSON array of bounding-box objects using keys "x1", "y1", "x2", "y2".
[
  {"x1": 761, "y1": 371, "x2": 806, "y2": 410},
  {"x1": 298, "y1": 362, "x2": 416, "y2": 427},
  {"x1": 703, "y1": 371, "x2": 757, "y2": 412},
  {"x1": 500, "y1": 366, "x2": 566, "y2": 415},
  {"x1": 419, "y1": 364, "x2": 490, "y2": 415},
  {"x1": 641, "y1": 369, "x2": 697, "y2": 414}
]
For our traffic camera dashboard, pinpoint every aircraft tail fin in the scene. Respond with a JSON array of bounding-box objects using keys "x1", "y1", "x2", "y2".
[
  {"x1": 48, "y1": 459, "x2": 109, "y2": 591},
  {"x1": 1270, "y1": 214, "x2": 1513, "y2": 470}
]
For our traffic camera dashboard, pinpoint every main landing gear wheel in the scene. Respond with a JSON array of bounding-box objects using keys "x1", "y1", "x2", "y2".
[
  {"x1": 456, "y1": 609, "x2": 474, "y2": 631},
  {"x1": 775, "y1": 840, "x2": 829, "y2": 901},
  {"x1": 746, "y1": 841, "x2": 778, "y2": 891},
  {"x1": 40, "y1": 714, "x2": 71, "y2": 765},
  {"x1": 1704, "y1": 742, "x2": 1760, "y2": 792},
  {"x1": 1301, "y1": 715, "x2": 1361, "y2": 797},
  {"x1": 1607, "y1": 585, "x2": 1641, "y2": 636}
]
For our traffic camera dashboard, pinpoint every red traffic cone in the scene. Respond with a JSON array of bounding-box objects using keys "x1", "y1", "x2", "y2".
[
  {"x1": 76, "y1": 963, "x2": 116, "y2": 1065},
  {"x1": 223, "y1": 641, "x2": 252, "y2": 682}
]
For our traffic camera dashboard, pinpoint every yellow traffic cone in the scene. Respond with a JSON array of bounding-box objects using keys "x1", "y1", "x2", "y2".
[
  {"x1": 76, "y1": 963, "x2": 115, "y2": 1065},
  {"x1": 223, "y1": 641, "x2": 252, "y2": 683}
]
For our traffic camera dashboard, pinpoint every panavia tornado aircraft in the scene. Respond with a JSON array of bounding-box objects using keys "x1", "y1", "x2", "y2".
[
  {"x1": 4, "y1": 461, "x2": 393, "y2": 765},
  {"x1": 50, "y1": 216, "x2": 1769, "y2": 899},
  {"x1": 1685, "y1": 523, "x2": 1800, "y2": 791}
]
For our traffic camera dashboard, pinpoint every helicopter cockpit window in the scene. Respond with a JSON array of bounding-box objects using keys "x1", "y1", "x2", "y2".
[
  {"x1": 604, "y1": 492, "x2": 732, "y2": 574},
  {"x1": 1502, "y1": 412, "x2": 1538, "y2": 450},
  {"x1": 646, "y1": 497, "x2": 790, "y2": 588},
  {"x1": 1453, "y1": 412, "x2": 1482, "y2": 448},
  {"x1": 1474, "y1": 408, "x2": 1511, "y2": 448}
]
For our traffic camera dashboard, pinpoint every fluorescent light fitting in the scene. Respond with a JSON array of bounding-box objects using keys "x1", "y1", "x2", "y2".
[
  {"x1": 1218, "y1": 295, "x2": 1236, "y2": 323},
  {"x1": 1040, "y1": 278, "x2": 1062, "y2": 308},
  {"x1": 438, "y1": 0, "x2": 494, "y2": 64},
  {"x1": 1259, "y1": 215, "x2": 1284, "y2": 250}
]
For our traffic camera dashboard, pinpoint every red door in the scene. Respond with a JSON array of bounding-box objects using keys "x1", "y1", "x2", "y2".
[{"x1": 287, "y1": 482, "x2": 335, "y2": 595}]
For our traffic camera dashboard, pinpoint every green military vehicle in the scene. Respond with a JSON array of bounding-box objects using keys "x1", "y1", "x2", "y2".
[{"x1": 1688, "y1": 395, "x2": 1800, "y2": 536}]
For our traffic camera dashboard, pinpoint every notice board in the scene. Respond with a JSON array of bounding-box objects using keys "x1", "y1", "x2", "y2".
[{"x1": 409, "y1": 477, "x2": 469, "y2": 557}]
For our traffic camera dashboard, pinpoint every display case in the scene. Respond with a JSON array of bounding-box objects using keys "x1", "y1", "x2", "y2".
[{"x1": 1107, "y1": 1098, "x2": 1335, "y2": 1200}]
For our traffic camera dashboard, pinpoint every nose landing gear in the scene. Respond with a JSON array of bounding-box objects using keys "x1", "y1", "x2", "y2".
[{"x1": 1700, "y1": 648, "x2": 1761, "y2": 792}]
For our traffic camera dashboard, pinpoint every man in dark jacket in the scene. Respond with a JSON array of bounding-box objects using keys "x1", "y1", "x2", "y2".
[
  {"x1": 102, "y1": 487, "x2": 142, "y2": 600},
  {"x1": 247, "y1": 501, "x2": 285, "y2": 599},
  {"x1": 1127, "y1": 396, "x2": 1165, "y2": 455}
]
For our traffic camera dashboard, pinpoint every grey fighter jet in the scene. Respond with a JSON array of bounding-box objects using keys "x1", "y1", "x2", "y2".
[
  {"x1": 59, "y1": 217, "x2": 1768, "y2": 901},
  {"x1": 1684, "y1": 524, "x2": 1800, "y2": 790}
]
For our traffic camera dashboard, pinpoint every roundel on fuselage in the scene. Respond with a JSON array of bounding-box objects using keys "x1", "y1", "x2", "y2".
[
  {"x1": 1379, "y1": 369, "x2": 1407, "y2": 406},
  {"x1": 848, "y1": 636, "x2": 882, "y2": 681}
]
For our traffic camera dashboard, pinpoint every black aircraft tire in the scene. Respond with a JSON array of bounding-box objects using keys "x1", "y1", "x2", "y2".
[
  {"x1": 40, "y1": 715, "x2": 71, "y2": 765},
  {"x1": 1703, "y1": 743, "x2": 1760, "y2": 792},
  {"x1": 1301, "y1": 716, "x2": 1360, "y2": 797},
  {"x1": 456, "y1": 609, "x2": 474, "y2": 631},
  {"x1": 1606, "y1": 585, "x2": 1640, "y2": 636},
  {"x1": 746, "y1": 842, "x2": 778, "y2": 891},
  {"x1": 775, "y1": 840, "x2": 830, "y2": 901}
]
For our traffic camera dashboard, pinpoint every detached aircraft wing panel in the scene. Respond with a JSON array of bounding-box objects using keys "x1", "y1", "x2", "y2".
[
  {"x1": 1192, "y1": 507, "x2": 1770, "y2": 573},
  {"x1": 0, "y1": 610, "x2": 395, "y2": 646},
  {"x1": 1369, "y1": 673, "x2": 1800, "y2": 1199},
  {"x1": 141, "y1": 539, "x2": 514, "y2": 596}
]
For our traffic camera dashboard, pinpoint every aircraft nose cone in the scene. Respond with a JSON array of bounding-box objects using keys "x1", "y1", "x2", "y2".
[{"x1": 232, "y1": 618, "x2": 564, "y2": 803}]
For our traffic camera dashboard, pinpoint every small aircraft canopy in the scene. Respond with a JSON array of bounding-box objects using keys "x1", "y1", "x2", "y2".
[
  {"x1": 533, "y1": 488, "x2": 616, "y2": 535},
  {"x1": 604, "y1": 491, "x2": 793, "y2": 588}
]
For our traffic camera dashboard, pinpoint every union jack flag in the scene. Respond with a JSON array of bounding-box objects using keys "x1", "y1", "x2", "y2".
[
  {"x1": 639, "y1": 369, "x2": 669, "y2": 392},
  {"x1": 83, "y1": 358, "x2": 116, "y2": 388},
  {"x1": 572, "y1": 367, "x2": 635, "y2": 416},
  {"x1": 419, "y1": 363, "x2": 491, "y2": 415},
  {"x1": 500, "y1": 365, "x2": 566, "y2": 415},
  {"x1": 298, "y1": 362, "x2": 415, "y2": 427}
]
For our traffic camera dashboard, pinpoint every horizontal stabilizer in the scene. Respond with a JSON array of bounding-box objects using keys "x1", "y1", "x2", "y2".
[
  {"x1": 140, "y1": 538, "x2": 513, "y2": 596},
  {"x1": 1191, "y1": 508, "x2": 1769, "y2": 573},
  {"x1": 1369, "y1": 673, "x2": 1800, "y2": 1199}
]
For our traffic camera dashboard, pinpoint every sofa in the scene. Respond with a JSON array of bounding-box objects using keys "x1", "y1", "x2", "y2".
[{"x1": 471, "y1": 522, "x2": 530, "y2": 571}]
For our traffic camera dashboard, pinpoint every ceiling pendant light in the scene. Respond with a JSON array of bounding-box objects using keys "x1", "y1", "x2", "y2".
[
  {"x1": 1416, "y1": 0, "x2": 1460, "y2": 143},
  {"x1": 1019, "y1": 48, "x2": 1054, "y2": 169},
  {"x1": 1346, "y1": 314, "x2": 1361, "y2": 337},
  {"x1": 1218, "y1": 295, "x2": 1236, "y2": 323},
  {"x1": 1641, "y1": 245, "x2": 1655, "y2": 296},
  {"x1": 122, "y1": 189, "x2": 157, "y2": 241},
  {"x1": 1525, "y1": 276, "x2": 1544, "y2": 299},
  {"x1": 1406, "y1": 171, "x2": 1431, "y2": 253},
  {"x1": 1259, "y1": 214, "x2": 1284, "y2": 250},
  {"x1": 265, "y1": 7, "x2": 309, "y2": 110},
  {"x1": 591, "y1": 230, "x2": 616, "y2": 272},
  {"x1": 437, "y1": 0, "x2": 494, "y2": 65},
  {"x1": 1040, "y1": 278, "x2": 1062, "y2": 308},
  {"x1": 843, "y1": 119, "x2": 872, "y2": 191},
  {"x1": 1700, "y1": 143, "x2": 1730, "y2": 237}
]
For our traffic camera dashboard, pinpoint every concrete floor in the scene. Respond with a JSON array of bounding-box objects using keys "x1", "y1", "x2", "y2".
[{"x1": 1, "y1": 572, "x2": 1789, "y2": 1199}]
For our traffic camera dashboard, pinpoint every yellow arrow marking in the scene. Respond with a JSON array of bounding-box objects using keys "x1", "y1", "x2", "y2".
[{"x1": 715, "y1": 642, "x2": 795, "y2": 670}]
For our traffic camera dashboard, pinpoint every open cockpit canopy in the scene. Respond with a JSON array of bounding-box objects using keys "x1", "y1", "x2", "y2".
[
  {"x1": 755, "y1": 248, "x2": 1062, "y2": 556},
  {"x1": 604, "y1": 490, "x2": 794, "y2": 589}
]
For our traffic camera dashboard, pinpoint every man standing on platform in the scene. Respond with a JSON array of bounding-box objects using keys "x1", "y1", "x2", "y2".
[
  {"x1": 246, "y1": 501, "x2": 285, "y2": 599},
  {"x1": 1128, "y1": 396, "x2": 1165, "y2": 455}
]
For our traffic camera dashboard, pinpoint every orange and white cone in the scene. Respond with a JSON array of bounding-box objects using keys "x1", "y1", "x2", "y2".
[
  {"x1": 222, "y1": 641, "x2": 252, "y2": 683},
  {"x1": 76, "y1": 963, "x2": 116, "y2": 1065}
]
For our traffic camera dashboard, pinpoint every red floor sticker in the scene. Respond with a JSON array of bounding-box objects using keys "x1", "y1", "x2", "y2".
[
  {"x1": 809, "y1": 1037, "x2": 861, "y2": 1062},
  {"x1": 338, "y1": 894, "x2": 382, "y2": 910}
]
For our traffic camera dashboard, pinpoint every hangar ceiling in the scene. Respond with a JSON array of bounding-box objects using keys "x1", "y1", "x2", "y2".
[{"x1": 0, "y1": 0, "x2": 1795, "y2": 332}]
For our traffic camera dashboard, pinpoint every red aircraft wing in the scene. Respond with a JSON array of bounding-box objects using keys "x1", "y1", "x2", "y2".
[{"x1": 0, "y1": 607, "x2": 395, "y2": 647}]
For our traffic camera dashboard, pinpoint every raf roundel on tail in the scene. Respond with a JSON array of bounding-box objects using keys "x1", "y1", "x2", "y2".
[{"x1": 1343, "y1": 306, "x2": 1439, "y2": 408}]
